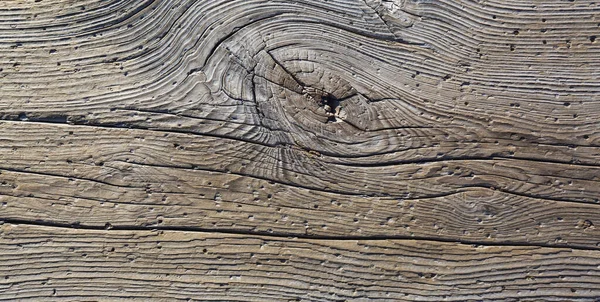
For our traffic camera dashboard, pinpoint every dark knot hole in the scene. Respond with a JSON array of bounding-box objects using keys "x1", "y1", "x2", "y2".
[{"x1": 321, "y1": 93, "x2": 341, "y2": 123}]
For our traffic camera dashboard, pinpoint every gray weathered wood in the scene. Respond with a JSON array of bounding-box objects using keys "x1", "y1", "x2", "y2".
[
  {"x1": 2, "y1": 224, "x2": 600, "y2": 301},
  {"x1": 1, "y1": 0, "x2": 600, "y2": 300}
]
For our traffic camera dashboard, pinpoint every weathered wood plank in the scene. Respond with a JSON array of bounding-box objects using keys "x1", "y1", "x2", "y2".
[
  {"x1": 1, "y1": 224, "x2": 600, "y2": 301},
  {"x1": 2, "y1": 0, "x2": 599, "y2": 153},
  {"x1": 1, "y1": 121, "x2": 599, "y2": 249},
  {"x1": 1, "y1": 0, "x2": 600, "y2": 299},
  {"x1": 1, "y1": 0, "x2": 600, "y2": 202}
]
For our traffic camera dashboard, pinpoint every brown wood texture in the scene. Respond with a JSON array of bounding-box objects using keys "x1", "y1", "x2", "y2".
[
  {"x1": 1, "y1": 0, "x2": 600, "y2": 300},
  {"x1": 2, "y1": 224, "x2": 600, "y2": 301}
]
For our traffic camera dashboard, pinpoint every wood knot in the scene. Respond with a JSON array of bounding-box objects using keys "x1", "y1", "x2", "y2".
[{"x1": 303, "y1": 88, "x2": 345, "y2": 123}]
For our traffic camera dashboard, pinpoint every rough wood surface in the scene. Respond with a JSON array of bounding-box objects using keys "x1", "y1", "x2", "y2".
[
  {"x1": 2, "y1": 224, "x2": 600, "y2": 301},
  {"x1": 1, "y1": 0, "x2": 600, "y2": 300}
]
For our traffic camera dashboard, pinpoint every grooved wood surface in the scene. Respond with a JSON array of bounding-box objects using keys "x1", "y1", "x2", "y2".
[
  {"x1": 1, "y1": 0, "x2": 600, "y2": 300},
  {"x1": 2, "y1": 225, "x2": 600, "y2": 301}
]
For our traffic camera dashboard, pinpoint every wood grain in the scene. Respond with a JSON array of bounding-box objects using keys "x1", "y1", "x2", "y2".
[
  {"x1": 2, "y1": 224, "x2": 600, "y2": 301},
  {"x1": 1, "y1": 0, "x2": 600, "y2": 300},
  {"x1": 1, "y1": 121, "x2": 600, "y2": 249}
]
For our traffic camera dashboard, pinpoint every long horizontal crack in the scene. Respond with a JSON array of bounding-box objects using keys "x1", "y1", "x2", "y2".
[
  {"x1": 3, "y1": 117, "x2": 600, "y2": 169},
  {"x1": 1, "y1": 218, "x2": 599, "y2": 251},
  {"x1": 0, "y1": 116, "x2": 287, "y2": 149},
  {"x1": 0, "y1": 166, "x2": 143, "y2": 189},
  {"x1": 1, "y1": 147, "x2": 599, "y2": 205},
  {"x1": 327, "y1": 153, "x2": 600, "y2": 169}
]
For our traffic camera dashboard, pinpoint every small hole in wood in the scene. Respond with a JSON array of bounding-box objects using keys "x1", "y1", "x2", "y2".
[{"x1": 321, "y1": 94, "x2": 341, "y2": 123}]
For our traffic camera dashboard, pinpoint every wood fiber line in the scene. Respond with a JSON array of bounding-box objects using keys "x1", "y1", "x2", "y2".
[
  {"x1": 1, "y1": 224, "x2": 600, "y2": 301},
  {"x1": 1, "y1": 0, "x2": 600, "y2": 299}
]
